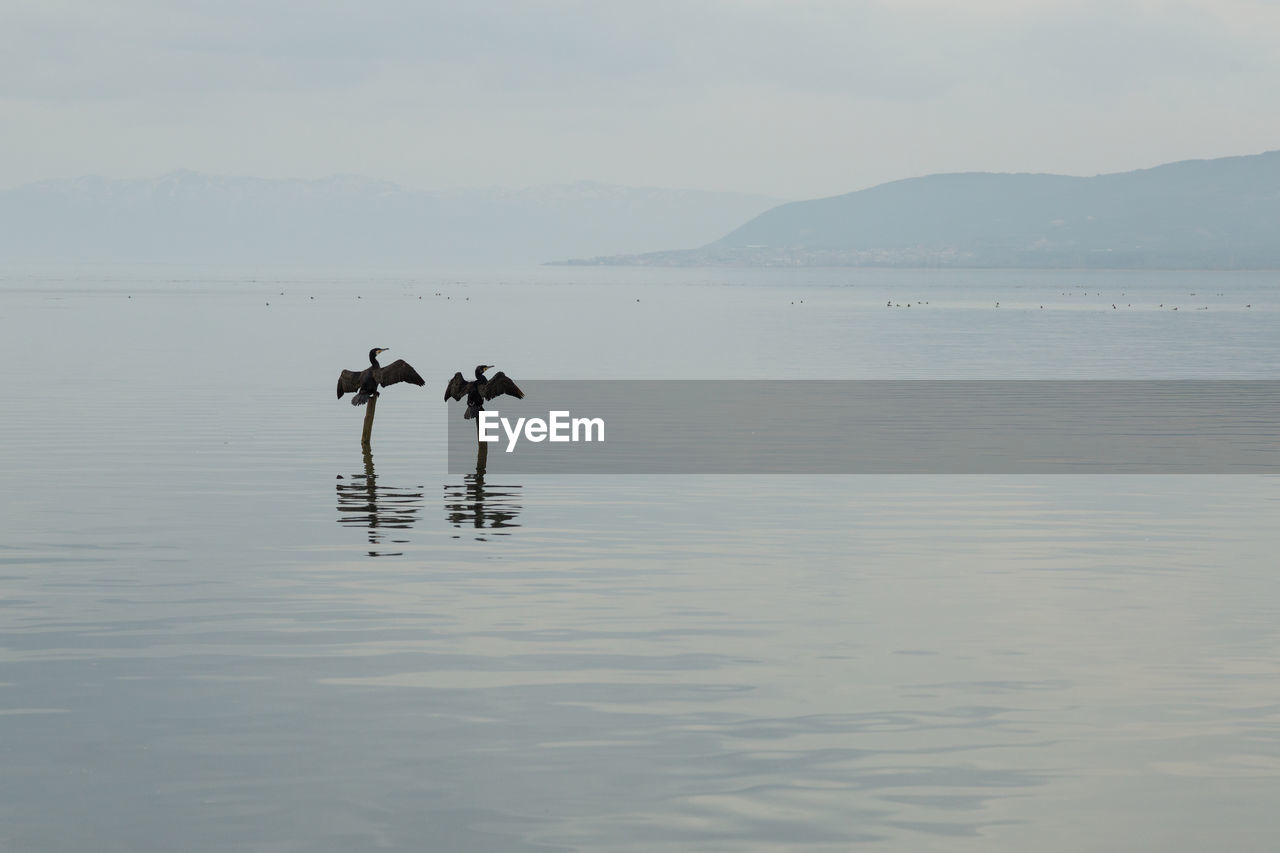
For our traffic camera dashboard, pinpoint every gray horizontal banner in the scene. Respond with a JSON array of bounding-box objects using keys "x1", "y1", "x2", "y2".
[{"x1": 446, "y1": 381, "x2": 1280, "y2": 474}]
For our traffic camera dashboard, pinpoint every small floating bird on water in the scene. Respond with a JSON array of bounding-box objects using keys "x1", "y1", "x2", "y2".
[
  {"x1": 337, "y1": 348, "x2": 425, "y2": 406},
  {"x1": 444, "y1": 365, "x2": 524, "y2": 419}
]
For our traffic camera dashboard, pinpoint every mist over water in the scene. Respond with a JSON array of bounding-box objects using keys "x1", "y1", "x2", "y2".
[{"x1": 2, "y1": 266, "x2": 1278, "y2": 852}]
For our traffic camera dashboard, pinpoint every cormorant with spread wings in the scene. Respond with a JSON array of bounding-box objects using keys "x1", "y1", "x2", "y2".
[
  {"x1": 443, "y1": 365, "x2": 524, "y2": 419},
  {"x1": 337, "y1": 348, "x2": 425, "y2": 406}
]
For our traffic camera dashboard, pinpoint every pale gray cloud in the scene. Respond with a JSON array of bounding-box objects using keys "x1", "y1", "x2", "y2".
[{"x1": 2, "y1": 0, "x2": 1278, "y2": 197}]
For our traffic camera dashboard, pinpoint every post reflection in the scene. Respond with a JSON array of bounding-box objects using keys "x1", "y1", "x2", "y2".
[
  {"x1": 335, "y1": 447, "x2": 424, "y2": 557},
  {"x1": 444, "y1": 441, "x2": 522, "y2": 540}
]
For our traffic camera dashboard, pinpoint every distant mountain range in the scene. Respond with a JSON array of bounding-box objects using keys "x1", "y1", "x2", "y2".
[
  {"x1": 561, "y1": 150, "x2": 1280, "y2": 269},
  {"x1": 0, "y1": 171, "x2": 780, "y2": 266}
]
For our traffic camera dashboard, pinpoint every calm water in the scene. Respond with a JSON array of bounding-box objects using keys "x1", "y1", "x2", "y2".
[{"x1": 2, "y1": 266, "x2": 1279, "y2": 851}]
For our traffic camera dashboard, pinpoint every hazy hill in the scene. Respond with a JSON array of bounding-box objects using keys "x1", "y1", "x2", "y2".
[
  {"x1": 0, "y1": 171, "x2": 781, "y2": 267},
  {"x1": 564, "y1": 151, "x2": 1280, "y2": 268}
]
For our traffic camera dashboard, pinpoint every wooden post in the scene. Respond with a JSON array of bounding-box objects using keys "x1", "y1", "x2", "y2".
[
  {"x1": 360, "y1": 396, "x2": 378, "y2": 448},
  {"x1": 473, "y1": 415, "x2": 489, "y2": 476},
  {"x1": 475, "y1": 433, "x2": 488, "y2": 477}
]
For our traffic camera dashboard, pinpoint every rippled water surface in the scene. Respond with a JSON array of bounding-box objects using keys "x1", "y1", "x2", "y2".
[{"x1": 2, "y1": 266, "x2": 1279, "y2": 851}]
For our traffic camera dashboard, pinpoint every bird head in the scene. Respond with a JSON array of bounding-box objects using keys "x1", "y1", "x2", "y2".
[
  {"x1": 369, "y1": 347, "x2": 389, "y2": 364},
  {"x1": 474, "y1": 364, "x2": 493, "y2": 378}
]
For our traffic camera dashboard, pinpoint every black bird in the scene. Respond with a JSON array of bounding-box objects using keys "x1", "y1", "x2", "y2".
[
  {"x1": 337, "y1": 348, "x2": 425, "y2": 406},
  {"x1": 443, "y1": 365, "x2": 524, "y2": 419}
]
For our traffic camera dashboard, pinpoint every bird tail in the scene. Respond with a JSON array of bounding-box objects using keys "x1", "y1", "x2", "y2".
[
  {"x1": 464, "y1": 404, "x2": 479, "y2": 420},
  {"x1": 352, "y1": 390, "x2": 369, "y2": 406}
]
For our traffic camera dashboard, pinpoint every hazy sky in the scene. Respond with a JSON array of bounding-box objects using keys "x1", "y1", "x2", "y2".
[{"x1": 3, "y1": 0, "x2": 1278, "y2": 198}]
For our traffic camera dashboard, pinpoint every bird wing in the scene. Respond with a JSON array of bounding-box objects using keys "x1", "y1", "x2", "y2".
[
  {"x1": 483, "y1": 372, "x2": 525, "y2": 401},
  {"x1": 443, "y1": 372, "x2": 469, "y2": 401},
  {"x1": 337, "y1": 369, "x2": 364, "y2": 398},
  {"x1": 375, "y1": 359, "x2": 426, "y2": 388}
]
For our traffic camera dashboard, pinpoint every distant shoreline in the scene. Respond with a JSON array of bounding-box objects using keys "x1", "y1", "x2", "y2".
[{"x1": 546, "y1": 255, "x2": 1280, "y2": 271}]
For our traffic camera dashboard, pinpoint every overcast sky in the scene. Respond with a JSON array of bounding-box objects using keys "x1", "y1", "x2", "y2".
[{"x1": 3, "y1": 0, "x2": 1278, "y2": 199}]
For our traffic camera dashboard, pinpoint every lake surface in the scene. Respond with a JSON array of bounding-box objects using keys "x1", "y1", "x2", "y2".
[{"x1": 2, "y1": 265, "x2": 1279, "y2": 851}]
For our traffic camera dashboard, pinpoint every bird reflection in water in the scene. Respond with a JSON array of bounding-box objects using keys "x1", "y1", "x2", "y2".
[
  {"x1": 335, "y1": 447, "x2": 424, "y2": 557},
  {"x1": 443, "y1": 441, "x2": 522, "y2": 540}
]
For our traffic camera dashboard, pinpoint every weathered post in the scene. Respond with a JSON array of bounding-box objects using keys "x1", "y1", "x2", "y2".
[
  {"x1": 476, "y1": 430, "x2": 488, "y2": 477},
  {"x1": 360, "y1": 395, "x2": 378, "y2": 448}
]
